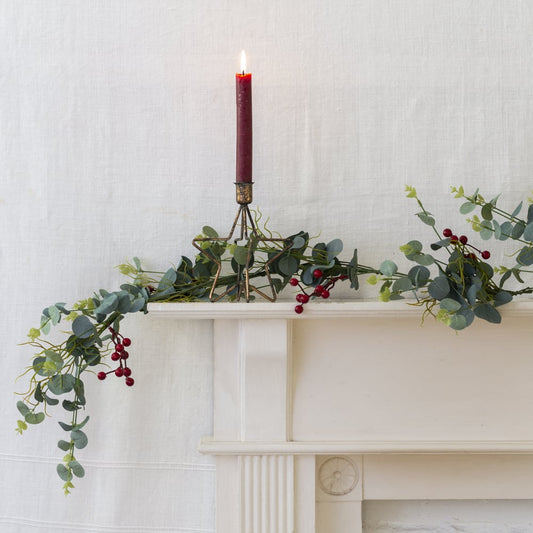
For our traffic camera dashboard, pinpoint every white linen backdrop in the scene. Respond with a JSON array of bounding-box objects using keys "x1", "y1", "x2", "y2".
[{"x1": 1, "y1": 1, "x2": 533, "y2": 531}]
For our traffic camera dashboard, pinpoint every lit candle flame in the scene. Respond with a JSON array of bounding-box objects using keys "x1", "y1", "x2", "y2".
[{"x1": 240, "y1": 50, "x2": 246, "y2": 74}]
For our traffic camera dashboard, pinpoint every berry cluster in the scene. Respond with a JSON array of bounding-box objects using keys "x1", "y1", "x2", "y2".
[
  {"x1": 289, "y1": 269, "x2": 348, "y2": 314},
  {"x1": 442, "y1": 228, "x2": 490, "y2": 260},
  {"x1": 97, "y1": 328, "x2": 134, "y2": 386}
]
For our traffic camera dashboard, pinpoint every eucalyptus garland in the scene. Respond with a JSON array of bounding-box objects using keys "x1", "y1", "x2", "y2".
[{"x1": 16, "y1": 186, "x2": 533, "y2": 493}]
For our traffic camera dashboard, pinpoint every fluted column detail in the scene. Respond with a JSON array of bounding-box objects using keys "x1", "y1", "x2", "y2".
[{"x1": 242, "y1": 455, "x2": 294, "y2": 533}]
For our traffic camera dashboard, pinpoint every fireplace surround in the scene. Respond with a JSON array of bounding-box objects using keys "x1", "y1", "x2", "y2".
[{"x1": 150, "y1": 300, "x2": 533, "y2": 532}]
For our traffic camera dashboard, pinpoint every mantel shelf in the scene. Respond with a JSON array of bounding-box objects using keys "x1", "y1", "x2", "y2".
[{"x1": 147, "y1": 298, "x2": 533, "y2": 319}]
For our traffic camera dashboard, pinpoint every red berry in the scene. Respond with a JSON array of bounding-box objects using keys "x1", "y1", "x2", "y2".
[
  {"x1": 289, "y1": 278, "x2": 298, "y2": 286},
  {"x1": 115, "y1": 367, "x2": 124, "y2": 377},
  {"x1": 122, "y1": 338, "x2": 131, "y2": 347},
  {"x1": 121, "y1": 350, "x2": 129, "y2": 360},
  {"x1": 296, "y1": 294, "x2": 304, "y2": 303},
  {"x1": 115, "y1": 343, "x2": 124, "y2": 352},
  {"x1": 125, "y1": 377, "x2": 134, "y2": 387},
  {"x1": 294, "y1": 304, "x2": 304, "y2": 314},
  {"x1": 321, "y1": 290, "x2": 330, "y2": 299},
  {"x1": 300, "y1": 293, "x2": 310, "y2": 304},
  {"x1": 450, "y1": 235, "x2": 458, "y2": 243},
  {"x1": 123, "y1": 367, "x2": 132, "y2": 377},
  {"x1": 481, "y1": 250, "x2": 491, "y2": 260},
  {"x1": 97, "y1": 372, "x2": 106, "y2": 380},
  {"x1": 459, "y1": 235, "x2": 468, "y2": 244},
  {"x1": 111, "y1": 352, "x2": 120, "y2": 361},
  {"x1": 314, "y1": 285, "x2": 324, "y2": 295},
  {"x1": 443, "y1": 228, "x2": 453, "y2": 237},
  {"x1": 313, "y1": 269, "x2": 323, "y2": 279}
]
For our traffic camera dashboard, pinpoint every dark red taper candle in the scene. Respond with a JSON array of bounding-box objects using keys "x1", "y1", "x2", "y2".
[{"x1": 236, "y1": 54, "x2": 252, "y2": 183}]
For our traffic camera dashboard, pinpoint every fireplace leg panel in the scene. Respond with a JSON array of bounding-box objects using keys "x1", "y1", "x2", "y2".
[
  {"x1": 240, "y1": 455, "x2": 294, "y2": 533},
  {"x1": 294, "y1": 455, "x2": 316, "y2": 533}
]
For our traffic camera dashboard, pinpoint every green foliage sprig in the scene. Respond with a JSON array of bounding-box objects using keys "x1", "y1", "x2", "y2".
[{"x1": 16, "y1": 187, "x2": 533, "y2": 492}]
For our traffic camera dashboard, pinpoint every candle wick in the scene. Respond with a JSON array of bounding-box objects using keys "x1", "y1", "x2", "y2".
[{"x1": 242, "y1": 70, "x2": 245, "y2": 75}]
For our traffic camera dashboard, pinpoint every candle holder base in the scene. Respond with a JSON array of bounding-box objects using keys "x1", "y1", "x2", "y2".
[{"x1": 193, "y1": 183, "x2": 290, "y2": 302}]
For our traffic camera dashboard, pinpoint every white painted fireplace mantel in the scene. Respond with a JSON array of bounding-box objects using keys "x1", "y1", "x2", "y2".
[{"x1": 149, "y1": 299, "x2": 533, "y2": 533}]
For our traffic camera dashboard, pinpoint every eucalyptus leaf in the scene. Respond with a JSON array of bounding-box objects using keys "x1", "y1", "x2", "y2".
[
  {"x1": 278, "y1": 255, "x2": 299, "y2": 276},
  {"x1": 466, "y1": 283, "x2": 479, "y2": 305},
  {"x1": 71, "y1": 430, "x2": 88, "y2": 449},
  {"x1": 511, "y1": 201, "x2": 523, "y2": 218},
  {"x1": 379, "y1": 260, "x2": 397, "y2": 277},
  {"x1": 301, "y1": 265, "x2": 316, "y2": 285},
  {"x1": 511, "y1": 222, "x2": 525, "y2": 240},
  {"x1": 291, "y1": 236, "x2": 306, "y2": 249},
  {"x1": 412, "y1": 253, "x2": 435, "y2": 266},
  {"x1": 233, "y1": 245, "x2": 250, "y2": 266},
  {"x1": 517, "y1": 246, "x2": 533, "y2": 266},
  {"x1": 48, "y1": 305, "x2": 61, "y2": 326},
  {"x1": 392, "y1": 277, "x2": 414, "y2": 293},
  {"x1": 479, "y1": 220, "x2": 493, "y2": 240},
  {"x1": 449, "y1": 313, "x2": 468, "y2": 331},
  {"x1": 460, "y1": 201, "x2": 476, "y2": 214},
  {"x1": 25, "y1": 412, "x2": 45, "y2": 425},
  {"x1": 404, "y1": 240, "x2": 423, "y2": 254},
  {"x1": 440, "y1": 298, "x2": 462, "y2": 312},
  {"x1": 430, "y1": 239, "x2": 451, "y2": 251},
  {"x1": 72, "y1": 316, "x2": 94, "y2": 339},
  {"x1": 44, "y1": 393, "x2": 59, "y2": 406},
  {"x1": 34, "y1": 383, "x2": 44, "y2": 403},
  {"x1": 326, "y1": 239, "x2": 343, "y2": 258},
  {"x1": 523, "y1": 222, "x2": 533, "y2": 242},
  {"x1": 62, "y1": 400, "x2": 80, "y2": 412},
  {"x1": 116, "y1": 292, "x2": 132, "y2": 313},
  {"x1": 202, "y1": 225, "x2": 219, "y2": 238},
  {"x1": 33, "y1": 356, "x2": 55, "y2": 377},
  {"x1": 128, "y1": 295, "x2": 147, "y2": 313},
  {"x1": 479, "y1": 228, "x2": 492, "y2": 240},
  {"x1": 494, "y1": 291, "x2": 513, "y2": 307},
  {"x1": 499, "y1": 269, "x2": 512, "y2": 288},
  {"x1": 458, "y1": 307, "x2": 475, "y2": 328},
  {"x1": 69, "y1": 460, "x2": 85, "y2": 478},
  {"x1": 528, "y1": 204, "x2": 533, "y2": 224},
  {"x1": 48, "y1": 374, "x2": 76, "y2": 395},
  {"x1": 156, "y1": 268, "x2": 177, "y2": 296},
  {"x1": 481, "y1": 204, "x2": 493, "y2": 221},
  {"x1": 57, "y1": 440, "x2": 71, "y2": 451},
  {"x1": 74, "y1": 378, "x2": 86, "y2": 405},
  {"x1": 40, "y1": 317, "x2": 51, "y2": 335},
  {"x1": 474, "y1": 303, "x2": 501, "y2": 324},
  {"x1": 428, "y1": 276, "x2": 450, "y2": 300},
  {"x1": 73, "y1": 415, "x2": 90, "y2": 431},
  {"x1": 312, "y1": 243, "x2": 328, "y2": 263},
  {"x1": 16, "y1": 401, "x2": 30, "y2": 417},
  {"x1": 407, "y1": 265, "x2": 430, "y2": 288},
  {"x1": 45, "y1": 350, "x2": 64, "y2": 372},
  {"x1": 348, "y1": 249, "x2": 359, "y2": 289},
  {"x1": 492, "y1": 219, "x2": 501, "y2": 240},
  {"x1": 513, "y1": 269, "x2": 525, "y2": 284},
  {"x1": 500, "y1": 221, "x2": 513, "y2": 241},
  {"x1": 57, "y1": 464, "x2": 72, "y2": 482},
  {"x1": 416, "y1": 213, "x2": 435, "y2": 226}
]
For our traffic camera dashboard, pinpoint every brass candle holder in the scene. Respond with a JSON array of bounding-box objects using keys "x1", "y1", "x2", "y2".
[{"x1": 192, "y1": 182, "x2": 289, "y2": 302}]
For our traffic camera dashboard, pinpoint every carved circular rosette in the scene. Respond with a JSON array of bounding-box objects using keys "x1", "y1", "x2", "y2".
[{"x1": 318, "y1": 456, "x2": 359, "y2": 496}]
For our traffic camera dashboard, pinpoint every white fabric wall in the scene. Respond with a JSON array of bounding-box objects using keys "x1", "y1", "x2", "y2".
[{"x1": 1, "y1": 1, "x2": 533, "y2": 531}]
